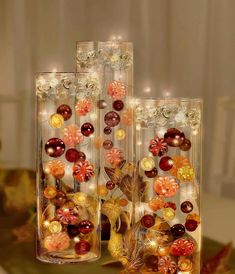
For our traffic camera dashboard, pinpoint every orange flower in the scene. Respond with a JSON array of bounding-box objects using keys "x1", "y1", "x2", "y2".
[
  {"x1": 169, "y1": 155, "x2": 190, "y2": 177},
  {"x1": 105, "y1": 148, "x2": 124, "y2": 167},
  {"x1": 107, "y1": 80, "x2": 126, "y2": 100},
  {"x1": 47, "y1": 160, "x2": 65, "y2": 179},
  {"x1": 44, "y1": 232, "x2": 70, "y2": 252},
  {"x1": 75, "y1": 99, "x2": 93, "y2": 116},
  {"x1": 121, "y1": 108, "x2": 133, "y2": 126},
  {"x1": 154, "y1": 176, "x2": 179, "y2": 198},
  {"x1": 148, "y1": 196, "x2": 165, "y2": 211}
]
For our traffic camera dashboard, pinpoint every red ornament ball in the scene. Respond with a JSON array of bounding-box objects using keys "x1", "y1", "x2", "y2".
[
  {"x1": 145, "y1": 167, "x2": 158, "y2": 178},
  {"x1": 106, "y1": 181, "x2": 115, "y2": 190},
  {"x1": 145, "y1": 255, "x2": 158, "y2": 271},
  {"x1": 185, "y1": 219, "x2": 198, "y2": 232},
  {"x1": 171, "y1": 224, "x2": 185, "y2": 238},
  {"x1": 104, "y1": 111, "x2": 120, "y2": 127},
  {"x1": 170, "y1": 238, "x2": 195, "y2": 256},
  {"x1": 180, "y1": 138, "x2": 192, "y2": 151},
  {"x1": 113, "y1": 100, "x2": 124, "y2": 111},
  {"x1": 104, "y1": 126, "x2": 112, "y2": 135},
  {"x1": 65, "y1": 148, "x2": 80, "y2": 162},
  {"x1": 141, "y1": 214, "x2": 155, "y2": 228},
  {"x1": 103, "y1": 140, "x2": 113, "y2": 150},
  {"x1": 164, "y1": 128, "x2": 185, "y2": 147},
  {"x1": 75, "y1": 240, "x2": 91, "y2": 255},
  {"x1": 67, "y1": 224, "x2": 80, "y2": 238},
  {"x1": 57, "y1": 104, "x2": 72, "y2": 121},
  {"x1": 159, "y1": 156, "x2": 174, "y2": 171},
  {"x1": 78, "y1": 220, "x2": 94, "y2": 234},
  {"x1": 81, "y1": 122, "x2": 94, "y2": 137},
  {"x1": 164, "y1": 202, "x2": 177, "y2": 211},
  {"x1": 51, "y1": 190, "x2": 67, "y2": 207},
  {"x1": 45, "y1": 138, "x2": 65, "y2": 158},
  {"x1": 181, "y1": 201, "x2": 193, "y2": 213}
]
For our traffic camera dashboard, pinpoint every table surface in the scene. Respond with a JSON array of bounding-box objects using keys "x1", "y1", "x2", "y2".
[{"x1": 0, "y1": 215, "x2": 235, "y2": 274}]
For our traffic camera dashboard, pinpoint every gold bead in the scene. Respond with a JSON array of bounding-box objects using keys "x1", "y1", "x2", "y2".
[
  {"x1": 177, "y1": 165, "x2": 195, "y2": 182},
  {"x1": 49, "y1": 113, "x2": 64, "y2": 128},
  {"x1": 140, "y1": 157, "x2": 155, "y2": 171},
  {"x1": 115, "y1": 129, "x2": 126, "y2": 140},
  {"x1": 178, "y1": 258, "x2": 193, "y2": 271},
  {"x1": 162, "y1": 207, "x2": 175, "y2": 221},
  {"x1": 48, "y1": 221, "x2": 62, "y2": 234},
  {"x1": 98, "y1": 185, "x2": 108, "y2": 197}
]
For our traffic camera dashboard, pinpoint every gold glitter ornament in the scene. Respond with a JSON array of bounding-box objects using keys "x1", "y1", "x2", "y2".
[
  {"x1": 98, "y1": 185, "x2": 108, "y2": 198},
  {"x1": 178, "y1": 258, "x2": 193, "y2": 271},
  {"x1": 177, "y1": 165, "x2": 195, "y2": 182},
  {"x1": 141, "y1": 157, "x2": 155, "y2": 171},
  {"x1": 115, "y1": 129, "x2": 126, "y2": 140},
  {"x1": 186, "y1": 213, "x2": 201, "y2": 224},
  {"x1": 48, "y1": 221, "x2": 62, "y2": 234},
  {"x1": 49, "y1": 113, "x2": 64, "y2": 128},
  {"x1": 162, "y1": 207, "x2": 175, "y2": 221}
]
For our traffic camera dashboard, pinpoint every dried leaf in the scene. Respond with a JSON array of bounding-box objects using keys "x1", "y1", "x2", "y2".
[
  {"x1": 201, "y1": 242, "x2": 232, "y2": 274},
  {"x1": 108, "y1": 229, "x2": 124, "y2": 259},
  {"x1": 104, "y1": 166, "x2": 123, "y2": 185},
  {"x1": 123, "y1": 222, "x2": 141, "y2": 258},
  {"x1": 101, "y1": 199, "x2": 122, "y2": 227}
]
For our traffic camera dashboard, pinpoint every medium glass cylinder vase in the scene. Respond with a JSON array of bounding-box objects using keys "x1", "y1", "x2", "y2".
[
  {"x1": 36, "y1": 72, "x2": 101, "y2": 263},
  {"x1": 77, "y1": 42, "x2": 135, "y2": 248},
  {"x1": 132, "y1": 98, "x2": 202, "y2": 274}
]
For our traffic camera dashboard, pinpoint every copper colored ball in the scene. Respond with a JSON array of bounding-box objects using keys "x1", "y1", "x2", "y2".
[
  {"x1": 75, "y1": 240, "x2": 91, "y2": 255},
  {"x1": 103, "y1": 140, "x2": 113, "y2": 150},
  {"x1": 81, "y1": 122, "x2": 94, "y2": 137},
  {"x1": 51, "y1": 190, "x2": 67, "y2": 207},
  {"x1": 104, "y1": 126, "x2": 112, "y2": 135},
  {"x1": 164, "y1": 128, "x2": 185, "y2": 147},
  {"x1": 180, "y1": 138, "x2": 192, "y2": 151},
  {"x1": 104, "y1": 111, "x2": 120, "y2": 127},
  {"x1": 113, "y1": 100, "x2": 124, "y2": 111},
  {"x1": 181, "y1": 201, "x2": 193, "y2": 213},
  {"x1": 159, "y1": 156, "x2": 173, "y2": 171},
  {"x1": 57, "y1": 104, "x2": 72, "y2": 121},
  {"x1": 78, "y1": 220, "x2": 94, "y2": 234},
  {"x1": 141, "y1": 214, "x2": 155, "y2": 228},
  {"x1": 65, "y1": 148, "x2": 80, "y2": 162},
  {"x1": 171, "y1": 224, "x2": 186, "y2": 238},
  {"x1": 145, "y1": 167, "x2": 158, "y2": 178},
  {"x1": 185, "y1": 219, "x2": 198, "y2": 232},
  {"x1": 106, "y1": 181, "x2": 115, "y2": 190}
]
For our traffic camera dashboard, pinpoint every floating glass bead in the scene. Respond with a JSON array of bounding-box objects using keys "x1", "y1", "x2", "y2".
[
  {"x1": 75, "y1": 240, "x2": 91, "y2": 255},
  {"x1": 154, "y1": 176, "x2": 179, "y2": 198},
  {"x1": 51, "y1": 190, "x2": 67, "y2": 207},
  {"x1": 141, "y1": 214, "x2": 155, "y2": 228},
  {"x1": 140, "y1": 157, "x2": 155, "y2": 171},
  {"x1": 47, "y1": 160, "x2": 65, "y2": 179},
  {"x1": 145, "y1": 167, "x2": 158, "y2": 178},
  {"x1": 57, "y1": 104, "x2": 72, "y2": 121},
  {"x1": 67, "y1": 224, "x2": 80, "y2": 238},
  {"x1": 171, "y1": 224, "x2": 185, "y2": 238},
  {"x1": 159, "y1": 156, "x2": 174, "y2": 171},
  {"x1": 104, "y1": 126, "x2": 112, "y2": 135},
  {"x1": 177, "y1": 165, "x2": 195, "y2": 182},
  {"x1": 149, "y1": 136, "x2": 168, "y2": 157},
  {"x1": 181, "y1": 201, "x2": 193, "y2": 213},
  {"x1": 48, "y1": 221, "x2": 62, "y2": 234},
  {"x1": 113, "y1": 100, "x2": 124, "y2": 111},
  {"x1": 148, "y1": 197, "x2": 165, "y2": 211},
  {"x1": 78, "y1": 220, "x2": 94, "y2": 234},
  {"x1": 106, "y1": 181, "x2": 115, "y2": 190},
  {"x1": 104, "y1": 111, "x2": 120, "y2": 127},
  {"x1": 158, "y1": 256, "x2": 177, "y2": 274},
  {"x1": 45, "y1": 138, "x2": 65, "y2": 158},
  {"x1": 115, "y1": 129, "x2": 126, "y2": 140},
  {"x1": 163, "y1": 207, "x2": 175, "y2": 221},
  {"x1": 81, "y1": 122, "x2": 94, "y2": 137},
  {"x1": 180, "y1": 138, "x2": 192, "y2": 151},
  {"x1": 185, "y1": 219, "x2": 198, "y2": 232},
  {"x1": 65, "y1": 148, "x2": 85, "y2": 162},
  {"x1": 43, "y1": 186, "x2": 57, "y2": 199},
  {"x1": 103, "y1": 140, "x2": 113, "y2": 150},
  {"x1": 107, "y1": 80, "x2": 126, "y2": 100},
  {"x1": 49, "y1": 113, "x2": 64, "y2": 128},
  {"x1": 97, "y1": 99, "x2": 107, "y2": 109},
  {"x1": 170, "y1": 238, "x2": 195, "y2": 256},
  {"x1": 164, "y1": 128, "x2": 185, "y2": 147},
  {"x1": 178, "y1": 258, "x2": 193, "y2": 272}
]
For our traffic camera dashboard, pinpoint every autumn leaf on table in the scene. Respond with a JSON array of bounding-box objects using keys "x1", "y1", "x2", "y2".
[
  {"x1": 12, "y1": 223, "x2": 35, "y2": 243},
  {"x1": 201, "y1": 242, "x2": 232, "y2": 274}
]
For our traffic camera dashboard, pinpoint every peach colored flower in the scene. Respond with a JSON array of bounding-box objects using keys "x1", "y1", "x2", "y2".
[
  {"x1": 73, "y1": 160, "x2": 95, "y2": 182},
  {"x1": 75, "y1": 99, "x2": 93, "y2": 116},
  {"x1": 63, "y1": 124, "x2": 84, "y2": 147},
  {"x1": 121, "y1": 108, "x2": 133, "y2": 126},
  {"x1": 170, "y1": 238, "x2": 195, "y2": 256},
  {"x1": 154, "y1": 176, "x2": 179, "y2": 197},
  {"x1": 105, "y1": 147, "x2": 124, "y2": 167},
  {"x1": 47, "y1": 160, "x2": 65, "y2": 179},
  {"x1": 148, "y1": 196, "x2": 165, "y2": 211},
  {"x1": 107, "y1": 80, "x2": 126, "y2": 100},
  {"x1": 169, "y1": 155, "x2": 190, "y2": 177},
  {"x1": 44, "y1": 232, "x2": 70, "y2": 252}
]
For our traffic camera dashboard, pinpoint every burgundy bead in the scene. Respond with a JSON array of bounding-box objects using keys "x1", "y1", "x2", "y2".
[
  {"x1": 56, "y1": 104, "x2": 72, "y2": 121},
  {"x1": 141, "y1": 214, "x2": 155, "y2": 228},
  {"x1": 145, "y1": 255, "x2": 158, "y2": 271},
  {"x1": 78, "y1": 220, "x2": 94, "y2": 234},
  {"x1": 106, "y1": 181, "x2": 115, "y2": 190},
  {"x1": 145, "y1": 167, "x2": 158, "y2": 178},
  {"x1": 104, "y1": 126, "x2": 112, "y2": 135},
  {"x1": 103, "y1": 140, "x2": 113, "y2": 150},
  {"x1": 51, "y1": 190, "x2": 67, "y2": 207},
  {"x1": 113, "y1": 100, "x2": 124, "y2": 111},
  {"x1": 180, "y1": 138, "x2": 192, "y2": 151},
  {"x1": 185, "y1": 219, "x2": 198, "y2": 232},
  {"x1": 164, "y1": 202, "x2": 177, "y2": 211},
  {"x1": 65, "y1": 148, "x2": 80, "y2": 162},
  {"x1": 171, "y1": 224, "x2": 185, "y2": 238},
  {"x1": 75, "y1": 240, "x2": 91, "y2": 255},
  {"x1": 97, "y1": 99, "x2": 107, "y2": 109},
  {"x1": 181, "y1": 201, "x2": 193, "y2": 213},
  {"x1": 45, "y1": 138, "x2": 65, "y2": 158},
  {"x1": 164, "y1": 128, "x2": 185, "y2": 147},
  {"x1": 81, "y1": 122, "x2": 94, "y2": 137},
  {"x1": 67, "y1": 224, "x2": 80, "y2": 238},
  {"x1": 159, "y1": 156, "x2": 174, "y2": 171},
  {"x1": 104, "y1": 111, "x2": 120, "y2": 127}
]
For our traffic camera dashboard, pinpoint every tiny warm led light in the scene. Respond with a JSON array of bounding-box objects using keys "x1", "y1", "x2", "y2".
[
  {"x1": 115, "y1": 129, "x2": 126, "y2": 140},
  {"x1": 136, "y1": 124, "x2": 141, "y2": 131},
  {"x1": 89, "y1": 134, "x2": 95, "y2": 139},
  {"x1": 137, "y1": 141, "x2": 142, "y2": 146},
  {"x1": 43, "y1": 220, "x2": 50, "y2": 227},
  {"x1": 163, "y1": 90, "x2": 171, "y2": 98},
  {"x1": 192, "y1": 129, "x2": 198, "y2": 136},
  {"x1": 90, "y1": 112, "x2": 97, "y2": 121},
  {"x1": 74, "y1": 237, "x2": 80, "y2": 243},
  {"x1": 144, "y1": 86, "x2": 151, "y2": 93}
]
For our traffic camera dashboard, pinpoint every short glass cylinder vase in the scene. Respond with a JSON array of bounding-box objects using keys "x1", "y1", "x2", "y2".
[
  {"x1": 36, "y1": 72, "x2": 101, "y2": 263},
  {"x1": 132, "y1": 98, "x2": 202, "y2": 274}
]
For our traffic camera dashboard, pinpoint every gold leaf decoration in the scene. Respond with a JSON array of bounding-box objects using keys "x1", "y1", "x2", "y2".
[
  {"x1": 108, "y1": 229, "x2": 124, "y2": 260},
  {"x1": 201, "y1": 242, "x2": 232, "y2": 274},
  {"x1": 101, "y1": 199, "x2": 122, "y2": 227},
  {"x1": 104, "y1": 166, "x2": 123, "y2": 185}
]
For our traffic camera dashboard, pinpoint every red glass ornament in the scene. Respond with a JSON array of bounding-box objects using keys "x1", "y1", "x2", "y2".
[
  {"x1": 78, "y1": 220, "x2": 94, "y2": 234},
  {"x1": 113, "y1": 100, "x2": 124, "y2": 111},
  {"x1": 103, "y1": 140, "x2": 113, "y2": 150},
  {"x1": 104, "y1": 111, "x2": 120, "y2": 127},
  {"x1": 180, "y1": 138, "x2": 192, "y2": 151},
  {"x1": 97, "y1": 99, "x2": 107, "y2": 109},
  {"x1": 57, "y1": 104, "x2": 72, "y2": 121},
  {"x1": 81, "y1": 122, "x2": 94, "y2": 137},
  {"x1": 65, "y1": 149, "x2": 86, "y2": 162},
  {"x1": 145, "y1": 255, "x2": 158, "y2": 271},
  {"x1": 170, "y1": 238, "x2": 195, "y2": 256},
  {"x1": 51, "y1": 190, "x2": 67, "y2": 207},
  {"x1": 181, "y1": 201, "x2": 193, "y2": 213},
  {"x1": 106, "y1": 181, "x2": 115, "y2": 190},
  {"x1": 164, "y1": 202, "x2": 177, "y2": 211},
  {"x1": 159, "y1": 156, "x2": 174, "y2": 171},
  {"x1": 45, "y1": 138, "x2": 65, "y2": 158},
  {"x1": 104, "y1": 126, "x2": 112, "y2": 135},
  {"x1": 164, "y1": 128, "x2": 185, "y2": 147},
  {"x1": 67, "y1": 224, "x2": 80, "y2": 238},
  {"x1": 145, "y1": 167, "x2": 158, "y2": 178},
  {"x1": 75, "y1": 240, "x2": 91, "y2": 255},
  {"x1": 171, "y1": 224, "x2": 185, "y2": 238},
  {"x1": 185, "y1": 219, "x2": 198, "y2": 232},
  {"x1": 141, "y1": 214, "x2": 155, "y2": 228}
]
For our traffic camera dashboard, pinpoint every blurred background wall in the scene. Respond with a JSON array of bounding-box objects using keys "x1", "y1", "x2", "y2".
[{"x1": 0, "y1": 0, "x2": 235, "y2": 243}]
